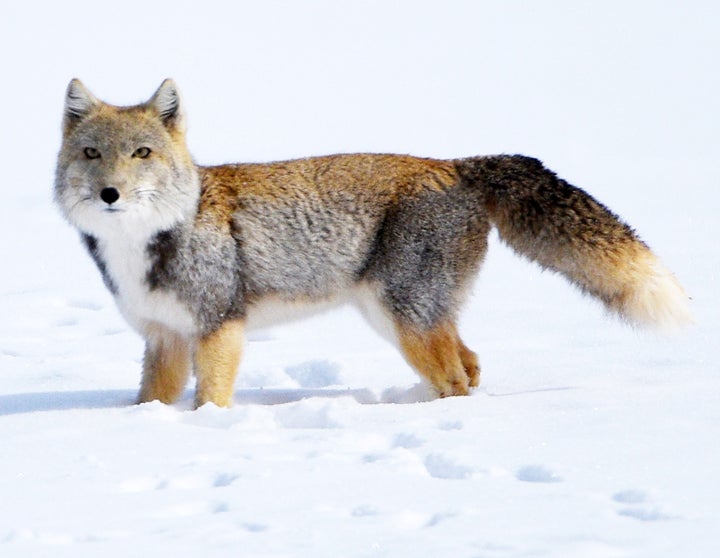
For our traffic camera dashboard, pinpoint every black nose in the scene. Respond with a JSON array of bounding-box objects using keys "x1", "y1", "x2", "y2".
[{"x1": 100, "y1": 187, "x2": 120, "y2": 205}]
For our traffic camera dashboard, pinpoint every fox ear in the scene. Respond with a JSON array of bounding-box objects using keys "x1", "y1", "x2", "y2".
[
  {"x1": 63, "y1": 79, "x2": 99, "y2": 130},
  {"x1": 149, "y1": 79, "x2": 185, "y2": 133}
]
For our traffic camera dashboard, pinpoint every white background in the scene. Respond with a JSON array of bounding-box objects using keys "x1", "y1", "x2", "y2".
[{"x1": 1, "y1": 1, "x2": 718, "y2": 556}]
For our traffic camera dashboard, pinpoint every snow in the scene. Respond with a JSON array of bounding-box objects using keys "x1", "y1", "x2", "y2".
[{"x1": 1, "y1": 1, "x2": 719, "y2": 556}]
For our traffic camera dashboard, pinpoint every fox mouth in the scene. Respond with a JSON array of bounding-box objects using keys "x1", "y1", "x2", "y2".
[{"x1": 103, "y1": 206, "x2": 124, "y2": 213}]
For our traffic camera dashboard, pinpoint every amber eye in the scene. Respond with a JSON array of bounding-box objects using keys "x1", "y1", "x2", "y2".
[
  {"x1": 83, "y1": 147, "x2": 101, "y2": 159},
  {"x1": 133, "y1": 147, "x2": 152, "y2": 159}
]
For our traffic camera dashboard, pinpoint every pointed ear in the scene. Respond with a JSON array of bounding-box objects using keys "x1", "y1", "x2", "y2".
[
  {"x1": 149, "y1": 79, "x2": 185, "y2": 132},
  {"x1": 63, "y1": 79, "x2": 99, "y2": 131}
]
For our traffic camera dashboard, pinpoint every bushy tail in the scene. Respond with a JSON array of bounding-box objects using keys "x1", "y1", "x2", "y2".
[{"x1": 456, "y1": 155, "x2": 692, "y2": 331}]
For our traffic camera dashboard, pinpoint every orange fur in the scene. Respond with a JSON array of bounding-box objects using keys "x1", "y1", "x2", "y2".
[
  {"x1": 138, "y1": 324, "x2": 192, "y2": 404},
  {"x1": 456, "y1": 334, "x2": 481, "y2": 388},
  {"x1": 396, "y1": 321, "x2": 475, "y2": 397},
  {"x1": 200, "y1": 154, "x2": 459, "y2": 210},
  {"x1": 193, "y1": 319, "x2": 244, "y2": 408}
]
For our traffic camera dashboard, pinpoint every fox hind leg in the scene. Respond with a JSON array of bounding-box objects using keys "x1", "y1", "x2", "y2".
[
  {"x1": 138, "y1": 325, "x2": 192, "y2": 405},
  {"x1": 455, "y1": 328, "x2": 481, "y2": 388},
  {"x1": 395, "y1": 320, "x2": 472, "y2": 397}
]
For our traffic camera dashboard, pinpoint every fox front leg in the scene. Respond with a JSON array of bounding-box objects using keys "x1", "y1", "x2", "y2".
[
  {"x1": 138, "y1": 326, "x2": 192, "y2": 405},
  {"x1": 193, "y1": 319, "x2": 244, "y2": 408}
]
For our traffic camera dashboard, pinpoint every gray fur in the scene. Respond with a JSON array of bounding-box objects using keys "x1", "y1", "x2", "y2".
[
  {"x1": 230, "y1": 171, "x2": 387, "y2": 302},
  {"x1": 145, "y1": 226, "x2": 244, "y2": 335},
  {"x1": 363, "y1": 179, "x2": 490, "y2": 329},
  {"x1": 81, "y1": 233, "x2": 117, "y2": 294}
]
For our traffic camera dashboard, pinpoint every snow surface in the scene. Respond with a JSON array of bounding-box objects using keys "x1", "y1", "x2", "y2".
[{"x1": 1, "y1": 1, "x2": 719, "y2": 556}]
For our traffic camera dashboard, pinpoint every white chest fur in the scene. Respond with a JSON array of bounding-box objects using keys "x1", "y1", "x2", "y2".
[{"x1": 98, "y1": 234, "x2": 196, "y2": 337}]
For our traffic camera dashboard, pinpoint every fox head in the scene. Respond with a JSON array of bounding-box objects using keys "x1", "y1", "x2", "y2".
[{"x1": 55, "y1": 79, "x2": 200, "y2": 238}]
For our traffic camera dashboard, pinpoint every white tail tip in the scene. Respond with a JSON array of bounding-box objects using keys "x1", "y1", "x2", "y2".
[{"x1": 623, "y1": 256, "x2": 693, "y2": 333}]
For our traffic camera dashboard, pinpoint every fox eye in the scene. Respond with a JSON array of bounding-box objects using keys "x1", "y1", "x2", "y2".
[
  {"x1": 133, "y1": 147, "x2": 152, "y2": 159},
  {"x1": 83, "y1": 147, "x2": 101, "y2": 159}
]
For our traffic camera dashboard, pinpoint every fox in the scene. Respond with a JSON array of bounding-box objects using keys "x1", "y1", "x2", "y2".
[{"x1": 54, "y1": 79, "x2": 691, "y2": 408}]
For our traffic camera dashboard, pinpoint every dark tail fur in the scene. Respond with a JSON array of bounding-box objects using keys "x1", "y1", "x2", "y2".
[{"x1": 456, "y1": 155, "x2": 691, "y2": 330}]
